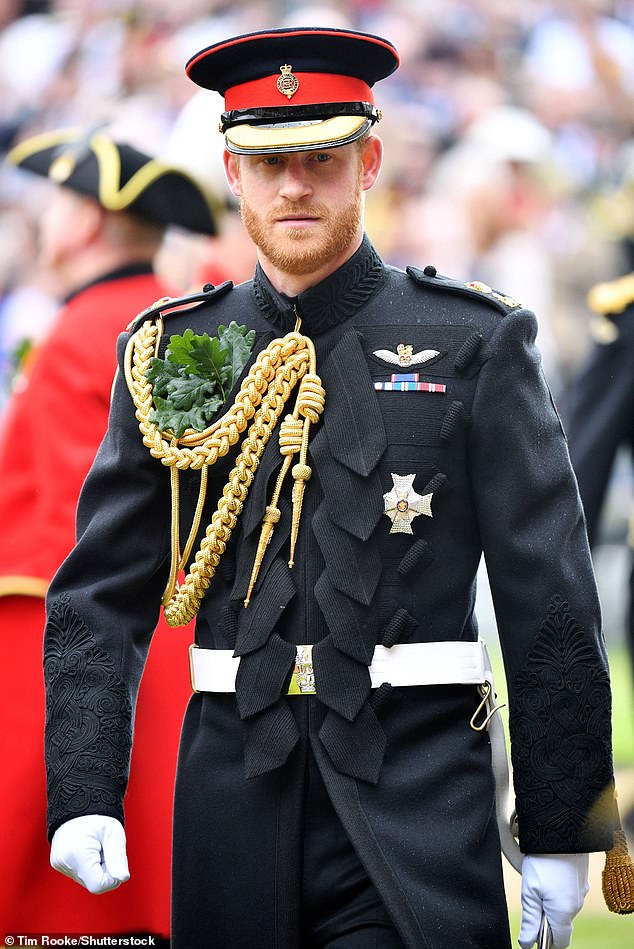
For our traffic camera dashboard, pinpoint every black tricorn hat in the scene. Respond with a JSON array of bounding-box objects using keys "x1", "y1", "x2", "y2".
[
  {"x1": 186, "y1": 26, "x2": 399, "y2": 155},
  {"x1": 7, "y1": 128, "x2": 221, "y2": 235}
]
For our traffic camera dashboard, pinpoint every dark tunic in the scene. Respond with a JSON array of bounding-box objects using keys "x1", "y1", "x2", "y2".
[{"x1": 44, "y1": 238, "x2": 615, "y2": 949}]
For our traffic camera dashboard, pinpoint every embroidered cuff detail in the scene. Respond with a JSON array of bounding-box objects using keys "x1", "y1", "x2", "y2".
[
  {"x1": 509, "y1": 595, "x2": 614, "y2": 852},
  {"x1": 44, "y1": 595, "x2": 132, "y2": 838}
]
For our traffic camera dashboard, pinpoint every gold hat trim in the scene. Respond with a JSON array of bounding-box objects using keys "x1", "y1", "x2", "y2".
[
  {"x1": 8, "y1": 128, "x2": 79, "y2": 166},
  {"x1": 8, "y1": 129, "x2": 221, "y2": 224},
  {"x1": 225, "y1": 114, "x2": 369, "y2": 153}
]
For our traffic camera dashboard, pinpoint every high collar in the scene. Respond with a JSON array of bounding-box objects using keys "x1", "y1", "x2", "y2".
[{"x1": 251, "y1": 234, "x2": 388, "y2": 335}]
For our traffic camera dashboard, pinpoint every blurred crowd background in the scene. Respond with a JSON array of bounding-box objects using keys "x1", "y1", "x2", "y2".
[
  {"x1": 4, "y1": 0, "x2": 634, "y2": 390},
  {"x1": 3, "y1": 0, "x2": 634, "y2": 510},
  {"x1": 4, "y1": 0, "x2": 634, "y2": 381}
]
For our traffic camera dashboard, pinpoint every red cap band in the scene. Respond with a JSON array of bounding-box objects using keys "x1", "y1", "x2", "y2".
[{"x1": 224, "y1": 72, "x2": 374, "y2": 111}]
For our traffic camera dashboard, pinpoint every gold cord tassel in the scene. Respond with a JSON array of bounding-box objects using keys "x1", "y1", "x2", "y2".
[
  {"x1": 603, "y1": 799, "x2": 634, "y2": 914},
  {"x1": 289, "y1": 462, "x2": 311, "y2": 568},
  {"x1": 244, "y1": 366, "x2": 325, "y2": 604},
  {"x1": 244, "y1": 503, "x2": 282, "y2": 607},
  {"x1": 279, "y1": 415, "x2": 305, "y2": 571},
  {"x1": 287, "y1": 372, "x2": 324, "y2": 566},
  {"x1": 243, "y1": 416, "x2": 298, "y2": 606}
]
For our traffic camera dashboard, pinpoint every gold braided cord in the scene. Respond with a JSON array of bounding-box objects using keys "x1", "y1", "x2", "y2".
[
  {"x1": 179, "y1": 463, "x2": 209, "y2": 573},
  {"x1": 163, "y1": 459, "x2": 181, "y2": 605},
  {"x1": 124, "y1": 318, "x2": 324, "y2": 626},
  {"x1": 125, "y1": 322, "x2": 312, "y2": 468},
  {"x1": 165, "y1": 364, "x2": 309, "y2": 623}
]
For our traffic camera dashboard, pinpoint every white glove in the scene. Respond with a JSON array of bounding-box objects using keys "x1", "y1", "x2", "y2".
[
  {"x1": 519, "y1": 853, "x2": 589, "y2": 948},
  {"x1": 50, "y1": 815, "x2": 130, "y2": 894}
]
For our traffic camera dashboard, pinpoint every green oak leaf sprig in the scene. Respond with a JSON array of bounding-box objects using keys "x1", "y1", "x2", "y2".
[{"x1": 146, "y1": 322, "x2": 256, "y2": 437}]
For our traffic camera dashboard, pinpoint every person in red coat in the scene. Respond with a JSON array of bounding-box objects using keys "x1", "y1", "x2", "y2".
[{"x1": 0, "y1": 128, "x2": 220, "y2": 941}]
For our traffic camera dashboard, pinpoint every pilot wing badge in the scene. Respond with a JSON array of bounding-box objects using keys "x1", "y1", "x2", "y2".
[{"x1": 373, "y1": 343, "x2": 440, "y2": 367}]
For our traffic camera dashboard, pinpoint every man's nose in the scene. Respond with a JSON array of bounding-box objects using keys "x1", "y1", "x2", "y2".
[{"x1": 278, "y1": 161, "x2": 313, "y2": 201}]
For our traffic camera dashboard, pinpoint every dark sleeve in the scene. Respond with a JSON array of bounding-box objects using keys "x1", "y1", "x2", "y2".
[
  {"x1": 562, "y1": 322, "x2": 634, "y2": 545},
  {"x1": 468, "y1": 309, "x2": 615, "y2": 854},
  {"x1": 44, "y1": 332, "x2": 172, "y2": 839}
]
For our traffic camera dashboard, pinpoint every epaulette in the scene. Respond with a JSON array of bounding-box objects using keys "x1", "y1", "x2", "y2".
[
  {"x1": 586, "y1": 273, "x2": 634, "y2": 344},
  {"x1": 406, "y1": 265, "x2": 521, "y2": 316},
  {"x1": 126, "y1": 280, "x2": 234, "y2": 334},
  {"x1": 587, "y1": 273, "x2": 634, "y2": 316}
]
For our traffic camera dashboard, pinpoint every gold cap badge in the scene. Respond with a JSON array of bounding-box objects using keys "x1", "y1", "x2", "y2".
[{"x1": 277, "y1": 64, "x2": 299, "y2": 99}]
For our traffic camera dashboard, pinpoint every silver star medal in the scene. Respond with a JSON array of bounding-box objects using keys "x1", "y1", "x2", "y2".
[{"x1": 383, "y1": 473, "x2": 433, "y2": 534}]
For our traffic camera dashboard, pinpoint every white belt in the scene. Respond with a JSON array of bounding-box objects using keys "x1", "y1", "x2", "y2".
[
  {"x1": 188, "y1": 638, "x2": 525, "y2": 874},
  {"x1": 189, "y1": 640, "x2": 494, "y2": 695}
]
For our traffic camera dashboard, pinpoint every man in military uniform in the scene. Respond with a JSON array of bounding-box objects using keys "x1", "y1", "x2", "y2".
[{"x1": 44, "y1": 28, "x2": 615, "y2": 949}]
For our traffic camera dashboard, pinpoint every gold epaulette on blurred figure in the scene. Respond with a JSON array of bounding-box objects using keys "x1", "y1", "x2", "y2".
[
  {"x1": 588, "y1": 273, "x2": 634, "y2": 315},
  {"x1": 588, "y1": 273, "x2": 634, "y2": 343}
]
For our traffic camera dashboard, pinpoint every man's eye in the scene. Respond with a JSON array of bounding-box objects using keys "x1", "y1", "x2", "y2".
[
  {"x1": 263, "y1": 156, "x2": 282, "y2": 166},
  {"x1": 314, "y1": 153, "x2": 331, "y2": 163}
]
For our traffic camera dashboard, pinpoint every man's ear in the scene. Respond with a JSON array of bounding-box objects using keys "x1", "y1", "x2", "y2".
[
  {"x1": 73, "y1": 196, "x2": 106, "y2": 248},
  {"x1": 224, "y1": 150, "x2": 242, "y2": 198},
  {"x1": 360, "y1": 134, "x2": 383, "y2": 191}
]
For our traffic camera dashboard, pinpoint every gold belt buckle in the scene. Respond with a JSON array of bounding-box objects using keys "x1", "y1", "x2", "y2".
[{"x1": 287, "y1": 644, "x2": 316, "y2": 695}]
